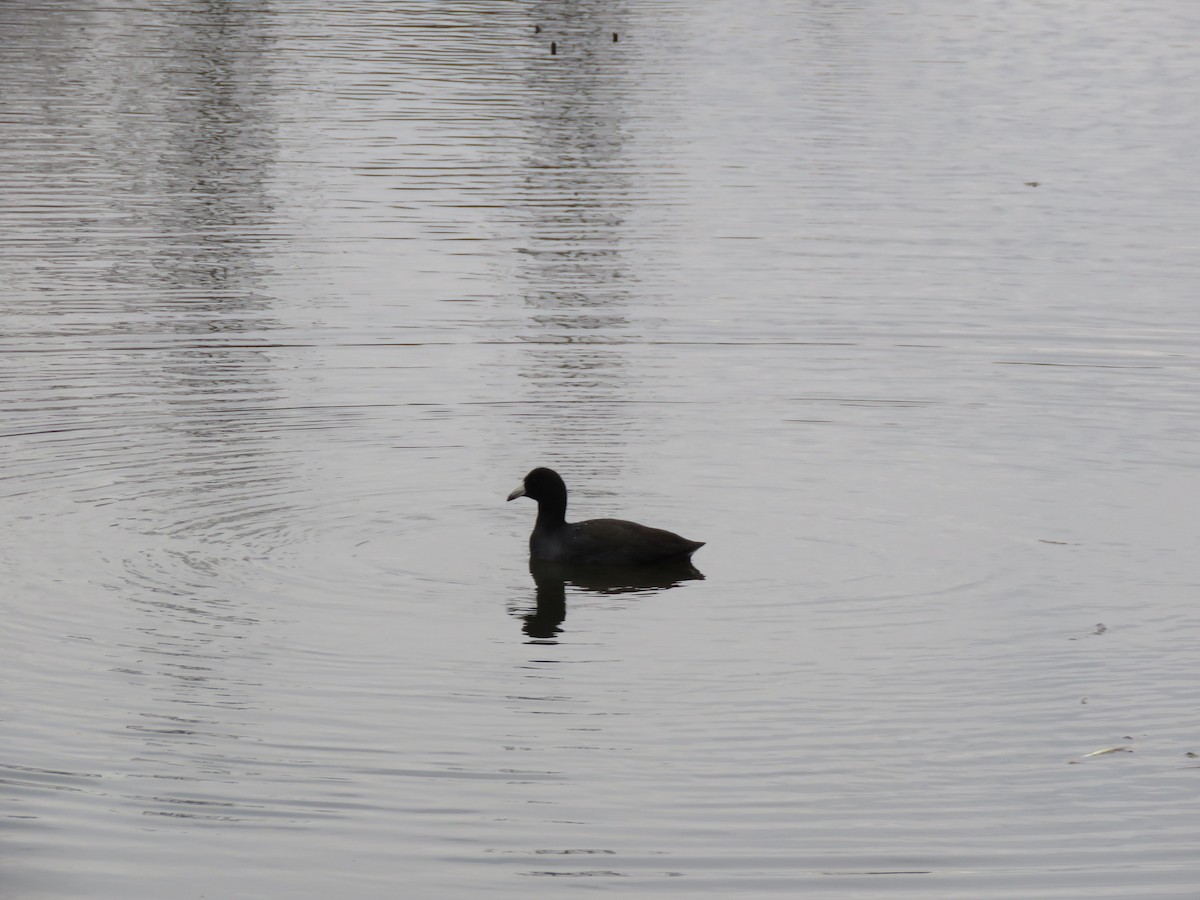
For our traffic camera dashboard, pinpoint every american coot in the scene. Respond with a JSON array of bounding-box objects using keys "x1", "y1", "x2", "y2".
[{"x1": 507, "y1": 467, "x2": 704, "y2": 566}]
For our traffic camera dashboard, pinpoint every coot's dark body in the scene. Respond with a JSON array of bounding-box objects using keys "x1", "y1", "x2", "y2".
[{"x1": 507, "y1": 467, "x2": 704, "y2": 566}]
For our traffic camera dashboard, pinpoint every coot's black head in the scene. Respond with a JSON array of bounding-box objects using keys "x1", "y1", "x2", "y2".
[{"x1": 507, "y1": 467, "x2": 567, "y2": 503}]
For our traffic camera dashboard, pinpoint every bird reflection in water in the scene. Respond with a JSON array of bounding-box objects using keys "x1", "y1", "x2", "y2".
[{"x1": 518, "y1": 557, "x2": 704, "y2": 641}]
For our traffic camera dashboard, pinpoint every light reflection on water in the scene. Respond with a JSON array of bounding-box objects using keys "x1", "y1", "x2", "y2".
[{"x1": 3, "y1": 0, "x2": 1200, "y2": 897}]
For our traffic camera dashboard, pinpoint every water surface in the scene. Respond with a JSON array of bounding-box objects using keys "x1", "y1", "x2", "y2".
[{"x1": 3, "y1": 1, "x2": 1199, "y2": 897}]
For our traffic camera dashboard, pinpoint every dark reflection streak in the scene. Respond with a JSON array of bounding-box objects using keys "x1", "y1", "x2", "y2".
[
  {"x1": 118, "y1": 2, "x2": 289, "y2": 545},
  {"x1": 5, "y1": 340, "x2": 861, "y2": 352},
  {"x1": 16, "y1": 2, "x2": 295, "y2": 802},
  {"x1": 134, "y1": 3, "x2": 279, "y2": 320},
  {"x1": 512, "y1": 2, "x2": 641, "y2": 473}
]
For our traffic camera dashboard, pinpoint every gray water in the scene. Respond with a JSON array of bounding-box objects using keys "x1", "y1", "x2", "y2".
[{"x1": 3, "y1": 1, "x2": 1199, "y2": 897}]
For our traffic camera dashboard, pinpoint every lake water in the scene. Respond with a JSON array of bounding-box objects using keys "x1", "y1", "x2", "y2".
[{"x1": 3, "y1": 1, "x2": 1199, "y2": 897}]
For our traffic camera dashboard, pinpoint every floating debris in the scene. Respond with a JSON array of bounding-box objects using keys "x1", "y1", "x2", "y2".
[
  {"x1": 1025, "y1": 181, "x2": 1040, "y2": 187},
  {"x1": 1075, "y1": 748, "x2": 1128, "y2": 763},
  {"x1": 1082, "y1": 746, "x2": 1131, "y2": 757},
  {"x1": 1068, "y1": 745, "x2": 1133, "y2": 763}
]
